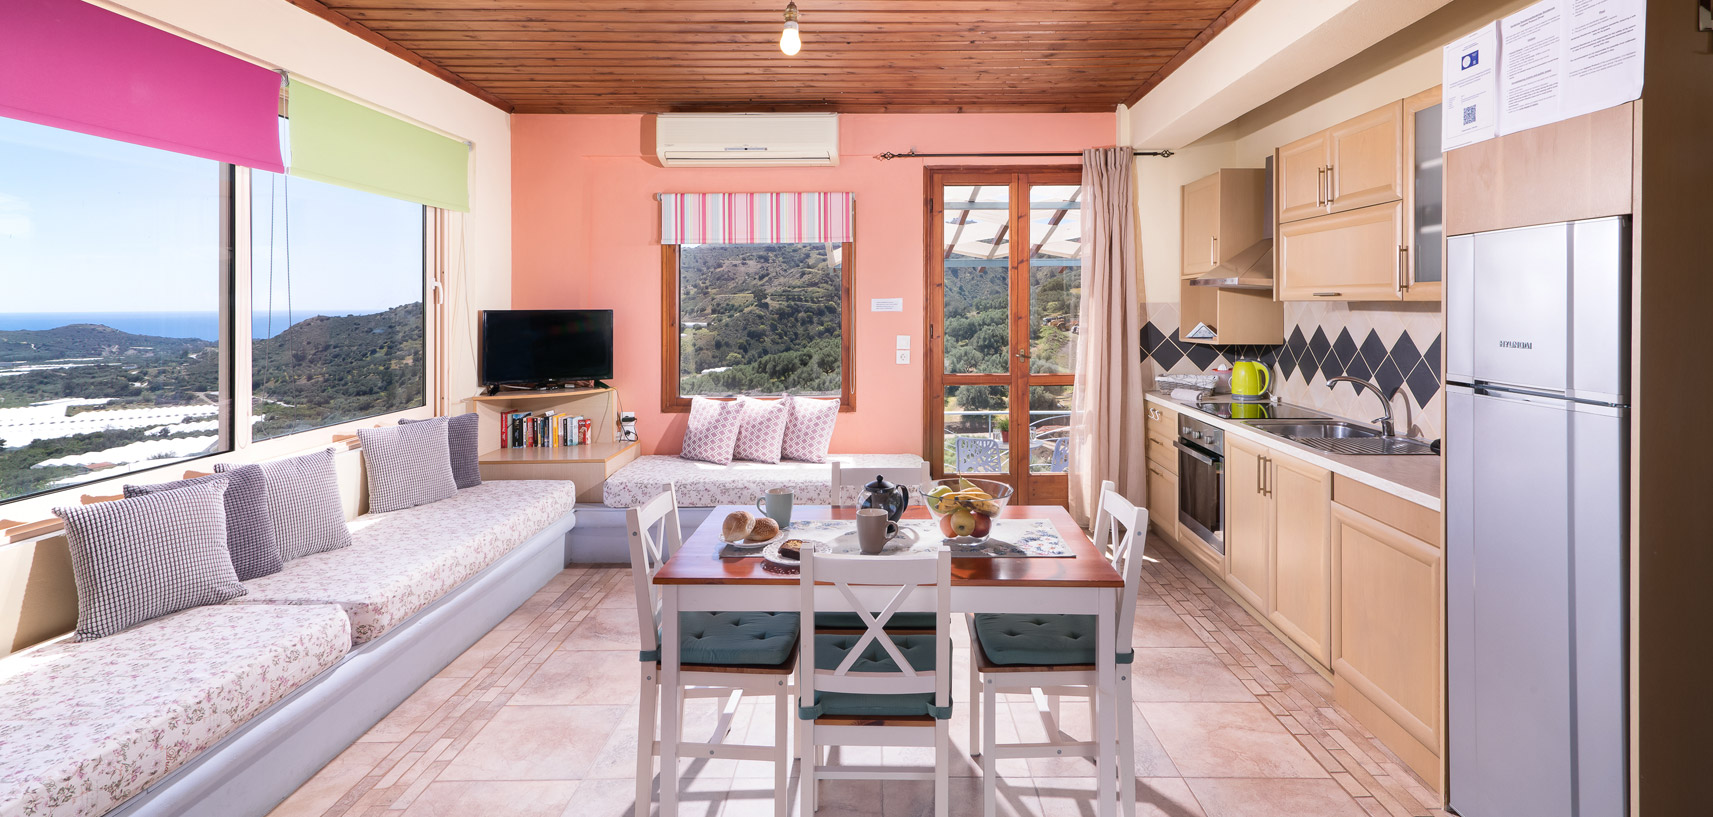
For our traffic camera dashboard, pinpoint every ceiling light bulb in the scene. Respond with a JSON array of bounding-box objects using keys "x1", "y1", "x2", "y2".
[{"x1": 780, "y1": 3, "x2": 802, "y2": 55}]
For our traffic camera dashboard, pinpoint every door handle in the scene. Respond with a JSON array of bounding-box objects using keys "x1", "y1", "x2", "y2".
[
  {"x1": 1326, "y1": 164, "x2": 1336, "y2": 206},
  {"x1": 1265, "y1": 458, "x2": 1273, "y2": 497},
  {"x1": 1210, "y1": 236, "x2": 1218, "y2": 267},
  {"x1": 1014, "y1": 349, "x2": 1031, "y2": 359},
  {"x1": 1313, "y1": 292, "x2": 1343, "y2": 298},
  {"x1": 1315, "y1": 167, "x2": 1325, "y2": 207},
  {"x1": 1398, "y1": 245, "x2": 1408, "y2": 293},
  {"x1": 1173, "y1": 440, "x2": 1219, "y2": 465}
]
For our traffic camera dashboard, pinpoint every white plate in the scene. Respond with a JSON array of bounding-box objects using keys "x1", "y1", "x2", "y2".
[
  {"x1": 761, "y1": 539, "x2": 828, "y2": 567},
  {"x1": 723, "y1": 530, "x2": 784, "y2": 550}
]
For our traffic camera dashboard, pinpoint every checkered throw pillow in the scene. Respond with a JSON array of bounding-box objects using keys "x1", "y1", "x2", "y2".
[
  {"x1": 55, "y1": 481, "x2": 247, "y2": 641},
  {"x1": 221, "y1": 448, "x2": 352, "y2": 561},
  {"x1": 401, "y1": 412, "x2": 481, "y2": 489},
  {"x1": 732, "y1": 397, "x2": 789, "y2": 463},
  {"x1": 680, "y1": 396, "x2": 745, "y2": 465},
  {"x1": 124, "y1": 464, "x2": 283, "y2": 581},
  {"x1": 358, "y1": 418, "x2": 459, "y2": 513},
  {"x1": 781, "y1": 395, "x2": 839, "y2": 462}
]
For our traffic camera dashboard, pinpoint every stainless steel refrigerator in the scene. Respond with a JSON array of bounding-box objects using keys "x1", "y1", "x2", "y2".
[{"x1": 1445, "y1": 216, "x2": 1628, "y2": 817}]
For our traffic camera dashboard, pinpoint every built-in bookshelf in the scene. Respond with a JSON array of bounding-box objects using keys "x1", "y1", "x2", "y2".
[{"x1": 467, "y1": 387, "x2": 639, "y2": 502}]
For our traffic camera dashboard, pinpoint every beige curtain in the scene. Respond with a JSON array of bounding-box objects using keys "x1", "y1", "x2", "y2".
[{"x1": 1069, "y1": 147, "x2": 1147, "y2": 527}]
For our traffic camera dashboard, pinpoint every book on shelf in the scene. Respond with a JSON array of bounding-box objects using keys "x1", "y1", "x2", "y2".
[{"x1": 496, "y1": 410, "x2": 601, "y2": 450}]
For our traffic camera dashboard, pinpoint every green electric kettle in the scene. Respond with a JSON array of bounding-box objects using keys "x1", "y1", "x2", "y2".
[{"x1": 1230, "y1": 360, "x2": 1271, "y2": 401}]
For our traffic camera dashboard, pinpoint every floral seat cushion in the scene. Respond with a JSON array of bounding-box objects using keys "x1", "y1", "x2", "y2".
[
  {"x1": 0, "y1": 604, "x2": 351, "y2": 817},
  {"x1": 602, "y1": 454, "x2": 926, "y2": 508},
  {"x1": 235, "y1": 481, "x2": 577, "y2": 644}
]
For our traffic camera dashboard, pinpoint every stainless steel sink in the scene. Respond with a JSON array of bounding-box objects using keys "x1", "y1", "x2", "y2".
[
  {"x1": 1241, "y1": 419, "x2": 1381, "y2": 439},
  {"x1": 1241, "y1": 418, "x2": 1436, "y2": 455}
]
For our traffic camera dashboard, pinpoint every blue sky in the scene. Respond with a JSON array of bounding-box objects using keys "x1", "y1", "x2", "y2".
[{"x1": 0, "y1": 116, "x2": 422, "y2": 318}]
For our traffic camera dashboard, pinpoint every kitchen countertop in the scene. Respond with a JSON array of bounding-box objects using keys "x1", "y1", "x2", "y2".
[{"x1": 1146, "y1": 391, "x2": 1442, "y2": 512}]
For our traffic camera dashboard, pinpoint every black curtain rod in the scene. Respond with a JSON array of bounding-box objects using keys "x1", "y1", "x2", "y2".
[{"x1": 875, "y1": 149, "x2": 1172, "y2": 161}]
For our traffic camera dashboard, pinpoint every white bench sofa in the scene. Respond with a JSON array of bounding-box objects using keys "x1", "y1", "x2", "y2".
[
  {"x1": 567, "y1": 453, "x2": 927, "y2": 562},
  {"x1": 0, "y1": 479, "x2": 578, "y2": 817}
]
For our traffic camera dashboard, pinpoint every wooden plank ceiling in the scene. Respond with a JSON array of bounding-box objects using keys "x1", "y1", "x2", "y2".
[{"x1": 283, "y1": 0, "x2": 1258, "y2": 114}]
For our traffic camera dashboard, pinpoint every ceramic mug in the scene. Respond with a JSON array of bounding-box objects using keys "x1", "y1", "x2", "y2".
[
  {"x1": 755, "y1": 487, "x2": 793, "y2": 528},
  {"x1": 856, "y1": 508, "x2": 918, "y2": 554}
]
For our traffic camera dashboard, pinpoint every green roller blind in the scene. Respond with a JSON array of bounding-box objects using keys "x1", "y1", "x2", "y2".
[{"x1": 286, "y1": 80, "x2": 469, "y2": 212}]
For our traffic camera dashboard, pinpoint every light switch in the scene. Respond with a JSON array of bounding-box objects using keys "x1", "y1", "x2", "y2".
[
  {"x1": 895, "y1": 349, "x2": 910, "y2": 364},
  {"x1": 896, "y1": 335, "x2": 911, "y2": 350}
]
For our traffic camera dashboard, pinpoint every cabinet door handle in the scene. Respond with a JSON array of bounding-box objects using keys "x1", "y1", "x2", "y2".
[
  {"x1": 1266, "y1": 458, "x2": 1274, "y2": 497},
  {"x1": 1314, "y1": 292, "x2": 1343, "y2": 298},
  {"x1": 1315, "y1": 167, "x2": 1325, "y2": 207},
  {"x1": 1326, "y1": 164, "x2": 1336, "y2": 206},
  {"x1": 1210, "y1": 236, "x2": 1218, "y2": 267},
  {"x1": 1398, "y1": 245, "x2": 1408, "y2": 293}
]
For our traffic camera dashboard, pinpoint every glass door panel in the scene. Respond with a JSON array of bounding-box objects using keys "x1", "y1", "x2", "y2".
[
  {"x1": 1025, "y1": 384, "x2": 1074, "y2": 474},
  {"x1": 1027, "y1": 184, "x2": 1082, "y2": 375},
  {"x1": 942, "y1": 385, "x2": 1010, "y2": 475},
  {"x1": 942, "y1": 184, "x2": 1011, "y2": 375}
]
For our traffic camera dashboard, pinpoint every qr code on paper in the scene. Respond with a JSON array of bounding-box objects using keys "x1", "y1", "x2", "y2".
[{"x1": 1462, "y1": 105, "x2": 1477, "y2": 126}]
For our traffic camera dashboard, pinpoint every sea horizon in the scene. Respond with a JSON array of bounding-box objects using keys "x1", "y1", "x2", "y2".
[{"x1": 0, "y1": 308, "x2": 414, "y2": 342}]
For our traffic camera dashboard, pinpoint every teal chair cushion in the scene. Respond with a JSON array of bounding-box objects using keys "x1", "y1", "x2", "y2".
[
  {"x1": 640, "y1": 611, "x2": 800, "y2": 667},
  {"x1": 972, "y1": 613, "x2": 1133, "y2": 666},
  {"x1": 800, "y1": 632, "x2": 950, "y2": 719},
  {"x1": 815, "y1": 611, "x2": 940, "y2": 631}
]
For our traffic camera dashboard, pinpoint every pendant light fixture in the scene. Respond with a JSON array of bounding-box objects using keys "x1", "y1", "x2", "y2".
[{"x1": 780, "y1": 2, "x2": 802, "y2": 56}]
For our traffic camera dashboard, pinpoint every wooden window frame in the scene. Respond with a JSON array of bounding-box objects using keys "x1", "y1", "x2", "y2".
[{"x1": 660, "y1": 242, "x2": 857, "y2": 413}]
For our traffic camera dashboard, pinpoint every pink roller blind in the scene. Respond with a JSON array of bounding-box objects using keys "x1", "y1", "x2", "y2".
[{"x1": 0, "y1": 0, "x2": 284, "y2": 172}]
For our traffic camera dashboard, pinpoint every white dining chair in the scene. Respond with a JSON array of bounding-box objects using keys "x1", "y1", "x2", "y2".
[
  {"x1": 797, "y1": 547, "x2": 953, "y2": 817},
  {"x1": 627, "y1": 486, "x2": 800, "y2": 817},
  {"x1": 829, "y1": 461, "x2": 932, "y2": 507},
  {"x1": 964, "y1": 481, "x2": 1148, "y2": 817}
]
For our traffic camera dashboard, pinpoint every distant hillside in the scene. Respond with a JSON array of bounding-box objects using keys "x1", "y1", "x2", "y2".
[
  {"x1": 678, "y1": 243, "x2": 843, "y2": 395},
  {"x1": 251, "y1": 303, "x2": 425, "y2": 438},
  {"x1": 0, "y1": 323, "x2": 212, "y2": 364}
]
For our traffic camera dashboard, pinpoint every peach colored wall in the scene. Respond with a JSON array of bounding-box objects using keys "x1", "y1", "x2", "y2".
[{"x1": 511, "y1": 113, "x2": 1112, "y2": 456}]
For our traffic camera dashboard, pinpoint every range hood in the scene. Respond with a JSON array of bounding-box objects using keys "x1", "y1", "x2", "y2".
[
  {"x1": 1189, "y1": 154, "x2": 1275, "y2": 290},
  {"x1": 1188, "y1": 238, "x2": 1274, "y2": 289}
]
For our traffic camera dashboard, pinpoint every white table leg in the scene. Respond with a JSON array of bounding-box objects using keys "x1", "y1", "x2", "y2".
[
  {"x1": 1095, "y1": 587, "x2": 1118, "y2": 817},
  {"x1": 660, "y1": 587, "x2": 682, "y2": 817}
]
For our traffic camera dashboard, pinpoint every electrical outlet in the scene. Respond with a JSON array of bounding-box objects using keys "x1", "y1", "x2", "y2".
[{"x1": 895, "y1": 349, "x2": 910, "y2": 364}]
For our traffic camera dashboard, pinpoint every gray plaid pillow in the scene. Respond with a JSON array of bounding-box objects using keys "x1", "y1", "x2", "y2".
[
  {"x1": 125, "y1": 464, "x2": 283, "y2": 581},
  {"x1": 358, "y1": 418, "x2": 459, "y2": 513},
  {"x1": 401, "y1": 412, "x2": 481, "y2": 488},
  {"x1": 54, "y1": 481, "x2": 247, "y2": 641},
  {"x1": 220, "y1": 448, "x2": 352, "y2": 561}
]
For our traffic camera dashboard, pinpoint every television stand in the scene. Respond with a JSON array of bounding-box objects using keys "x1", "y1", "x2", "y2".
[{"x1": 483, "y1": 380, "x2": 609, "y2": 396}]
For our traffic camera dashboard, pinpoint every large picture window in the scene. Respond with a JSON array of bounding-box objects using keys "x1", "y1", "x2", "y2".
[
  {"x1": 662, "y1": 242, "x2": 854, "y2": 410},
  {"x1": 249, "y1": 172, "x2": 426, "y2": 440},
  {"x1": 0, "y1": 117, "x2": 231, "y2": 503}
]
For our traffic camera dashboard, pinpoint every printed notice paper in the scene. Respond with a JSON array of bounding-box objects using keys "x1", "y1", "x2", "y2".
[
  {"x1": 870, "y1": 298, "x2": 903, "y2": 312},
  {"x1": 1443, "y1": 22, "x2": 1500, "y2": 149},
  {"x1": 1498, "y1": 0, "x2": 1646, "y2": 136}
]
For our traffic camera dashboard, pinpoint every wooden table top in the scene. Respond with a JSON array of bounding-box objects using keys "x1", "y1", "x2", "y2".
[{"x1": 655, "y1": 504, "x2": 1123, "y2": 588}]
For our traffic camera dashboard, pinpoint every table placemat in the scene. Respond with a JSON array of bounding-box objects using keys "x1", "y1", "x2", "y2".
[{"x1": 719, "y1": 518, "x2": 1071, "y2": 559}]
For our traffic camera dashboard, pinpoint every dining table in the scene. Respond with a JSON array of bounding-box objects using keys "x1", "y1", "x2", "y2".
[{"x1": 652, "y1": 503, "x2": 1125, "y2": 817}]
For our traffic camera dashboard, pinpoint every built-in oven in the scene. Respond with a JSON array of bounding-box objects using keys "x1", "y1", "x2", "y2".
[{"x1": 1175, "y1": 415, "x2": 1225, "y2": 557}]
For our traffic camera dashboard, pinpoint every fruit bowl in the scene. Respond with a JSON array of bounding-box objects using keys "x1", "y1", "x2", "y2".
[{"x1": 920, "y1": 478, "x2": 1013, "y2": 544}]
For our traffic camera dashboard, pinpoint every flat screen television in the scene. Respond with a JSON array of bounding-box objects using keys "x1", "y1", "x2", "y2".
[{"x1": 480, "y1": 309, "x2": 614, "y2": 389}]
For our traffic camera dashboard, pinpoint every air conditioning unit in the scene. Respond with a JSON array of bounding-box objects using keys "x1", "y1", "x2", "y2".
[{"x1": 655, "y1": 113, "x2": 839, "y2": 167}]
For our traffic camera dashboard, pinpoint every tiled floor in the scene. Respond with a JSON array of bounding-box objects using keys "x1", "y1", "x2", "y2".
[{"x1": 267, "y1": 535, "x2": 1447, "y2": 817}]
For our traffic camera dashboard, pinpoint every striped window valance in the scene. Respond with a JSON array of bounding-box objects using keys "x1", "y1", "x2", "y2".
[{"x1": 661, "y1": 192, "x2": 854, "y2": 245}]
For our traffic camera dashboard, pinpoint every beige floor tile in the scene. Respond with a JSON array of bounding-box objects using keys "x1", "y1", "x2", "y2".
[
  {"x1": 441, "y1": 629, "x2": 519, "y2": 678},
  {"x1": 563, "y1": 607, "x2": 644, "y2": 651},
  {"x1": 1139, "y1": 703, "x2": 1328, "y2": 779},
  {"x1": 1135, "y1": 777, "x2": 1208, "y2": 817},
  {"x1": 440, "y1": 705, "x2": 626, "y2": 781},
  {"x1": 512, "y1": 649, "x2": 642, "y2": 706},
  {"x1": 401, "y1": 780, "x2": 579, "y2": 817},
  {"x1": 266, "y1": 740, "x2": 396, "y2": 817},
  {"x1": 1132, "y1": 604, "x2": 1205, "y2": 649},
  {"x1": 951, "y1": 775, "x2": 1041, "y2": 817},
  {"x1": 1131, "y1": 648, "x2": 1257, "y2": 703},
  {"x1": 565, "y1": 776, "x2": 720, "y2": 817},
  {"x1": 1185, "y1": 778, "x2": 1369, "y2": 817},
  {"x1": 361, "y1": 677, "x2": 469, "y2": 743}
]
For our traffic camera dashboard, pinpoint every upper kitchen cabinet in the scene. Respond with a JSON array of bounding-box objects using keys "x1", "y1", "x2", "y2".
[
  {"x1": 1277, "y1": 89, "x2": 1444, "y2": 301},
  {"x1": 1180, "y1": 169, "x2": 1266, "y2": 278}
]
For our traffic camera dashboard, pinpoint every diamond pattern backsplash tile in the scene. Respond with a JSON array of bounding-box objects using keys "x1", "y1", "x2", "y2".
[{"x1": 1140, "y1": 300, "x2": 1445, "y2": 440}]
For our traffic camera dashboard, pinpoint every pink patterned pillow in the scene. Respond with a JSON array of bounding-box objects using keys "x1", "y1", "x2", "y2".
[
  {"x1": 781, "y1": 395, "x2": 839, "y2": 463},
  {"x1": 680, "y1": 396, "x2": 745, "y2": 465},
  {"x1": 733, "y1": 397, "x2": 789, "y2": 463}
]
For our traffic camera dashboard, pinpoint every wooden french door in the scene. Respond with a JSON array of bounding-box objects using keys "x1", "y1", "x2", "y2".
[{"x1": 926, "y1": 167, "x2": 1082, "y2": 506}]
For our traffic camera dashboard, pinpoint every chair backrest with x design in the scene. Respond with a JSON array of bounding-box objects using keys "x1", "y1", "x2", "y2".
[
  {"x1": 829, "y1": 461, "x2": 932, "y2": 506},
  {"x1": 626, "y1": 486, "x2": 682, "y2": 659},
  {"x1": 799, "y1": 547, "x2": 951, "y2": 703},
  {"x1": 1091, "y1": 483, "x2": 1149, "y2": 659}
]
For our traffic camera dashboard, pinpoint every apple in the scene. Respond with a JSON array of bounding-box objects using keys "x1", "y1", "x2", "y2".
[
  {"x1": 967, "y1": 511, "x2": 993, "y2": 539},
  {"x1": 940, "y1": 512, "x2": 959, "y2": 538},
  {"x1": 949, "y1": 509, "x2": 980, "y2": 537}
]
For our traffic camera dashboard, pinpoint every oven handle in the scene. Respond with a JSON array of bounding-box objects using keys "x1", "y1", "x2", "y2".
[{"x1": 1173, "y1": 440, "x2": 1221, "y2": 465}]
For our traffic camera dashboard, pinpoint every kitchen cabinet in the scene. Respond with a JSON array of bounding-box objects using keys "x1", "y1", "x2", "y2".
[
  {"x1": 1223, "y1": 435, "x2": 1271, "y2": 612},
  {"x1": 1445, "y1": 101, "x2": 1633, "y2": 236},
  {"x1": 1144, "y1": 404, "x2": 1180, "y2": 544},
  {"x1": 1331, "y1": 475, "x2": 1443, "y2": 790},
  {"x1": 1179, "y1": 169, "x2": 1266, "y2": 278},
  {"x1": 1178, "y1": 281, "x2": 1284, "y2": 346},
  {"x1": 1276, "y1": 91, "x2": 1443, "y2": 302},
  {"x1": 1268, "y1": 455, "x2": 1332, "y2": 666}
]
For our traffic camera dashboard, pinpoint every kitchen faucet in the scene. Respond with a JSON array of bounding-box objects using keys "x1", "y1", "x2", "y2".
[{"x1": 1327, "y1": 376, "x2": 1396, "y2": 437}]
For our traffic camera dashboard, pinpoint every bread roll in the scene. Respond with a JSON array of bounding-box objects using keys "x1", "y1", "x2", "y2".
[
  {"x1": 747, "y1": 517, "x2": 781, "y2": 542},
  {"x1": 722, "y1": 511, "x2": 756, "y2": 542}
]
